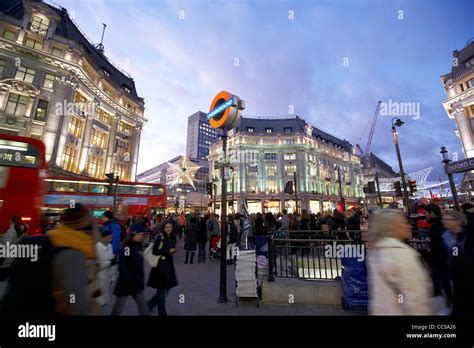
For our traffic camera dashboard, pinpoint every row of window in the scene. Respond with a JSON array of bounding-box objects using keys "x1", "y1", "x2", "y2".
[
  {"x1": 246, "y1": 127, "x2": 293, "y2": 133},
  {"x1": 61, "y1": 144, "x2": 130, "y2": 180},
  {"x1": 459, "y1": 78, "x2": 474, "y2": 92}
]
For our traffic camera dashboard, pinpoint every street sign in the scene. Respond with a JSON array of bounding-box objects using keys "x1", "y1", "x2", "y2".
[
  {"x1": 444, "y1": 157, "x2": 474, "y2": 174},
  {"x1": 208, "y1": 91, "x2": 245, "y2": 130}
]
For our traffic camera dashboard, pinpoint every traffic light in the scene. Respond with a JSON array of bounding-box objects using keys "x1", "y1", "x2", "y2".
[
  {"x1": 368, "y1": 181, "x2": 376, "y2": 194},
  {"x1": 105, "y1": 173, "x2": 114, "y2": 195},
  {"x1": 394, "y1": 181, "x2": 402, "y2": 196},
  {"x1": 206, "y1": 182, "x2": 213, "y2": 197},
  {"x1": 284, "y1": 181, "x2": 294, "y2": 194},
  {"x1": 408, "y1": 180, "x2": 417, "y2": 195}
]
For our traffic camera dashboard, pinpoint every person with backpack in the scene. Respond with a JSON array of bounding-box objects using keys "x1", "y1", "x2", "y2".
[
  {"x1": 3, "y1": 204, "x2": 101, "y2": 315},
  {"x1": 147, "y1": 220, "x2": 178, "y2": 316},
  {"x1": 111, "y1": 229, "x2": 150, "y2": 316},
  {"x1": 0, "y1": 215, "x2": 27, "y2": 302},
  {"x1": 95, "y1": 228, "x2": 116, "y2": 315},
  {"x1": 102, "y1": 211, "x2": 122, "y2": 257}
]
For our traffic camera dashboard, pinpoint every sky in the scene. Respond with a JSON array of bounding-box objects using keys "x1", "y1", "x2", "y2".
[{"x1": 54, "y1": 0, "x2": 474, "y2": 182}]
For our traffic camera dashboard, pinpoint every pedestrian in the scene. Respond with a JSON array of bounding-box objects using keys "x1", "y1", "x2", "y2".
[
  {"x1": 346, "y1": 208, "x2": 361, "y2": 231},
  {"x1": 367, "y1": 209, "x2": 434, "y2": 315},
  {"x1": 0, "y1": 216, "x2": 27, "y2": 301},
  {"x1": 280, "y1": 209, "x2": 290, "y2": 231},
  {"x1": 441, "y1": 210, "x2": 474, "y2": 316},
  {"x1": 102, "y1": 211, "x2": 122, "y2": 258},
  {"x1": 254, "y1": 213, "x2": 264, "y2": 236},
  {"x1": 207, "y1": 213, "x2": 220, "y2": 260},
  {"x1": 95, "y1": 227, "x2": 116, "y2": 315},
  {"x1": 177, "y1": 213, "x2": 187, "y2": 239},
  {"x1": 234, "y1": 212, "x2": 242, "y2": 246},
  {"x1": 111, "y1": 229, "x2": 150, "y2": 316},
  {"x1": 184, "y1": 216, "x2": 198, "y2": 264},
  {"x1": 197, "y1": 216, "x2": 208, "y2": 262},
  {"x1": 226, "y1": 215, "x2": 239, "y2": 265},
  {"x1": 147, "y1": 220, "x2": 178, "y2": 316},
  {"x1": 424, "y1": 204, "x2": 452, "y2": 308}
]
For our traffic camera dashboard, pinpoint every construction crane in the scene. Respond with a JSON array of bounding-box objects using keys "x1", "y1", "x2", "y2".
[{"x1": 356, "y1": 100, "x2": 381, "y2": 154}]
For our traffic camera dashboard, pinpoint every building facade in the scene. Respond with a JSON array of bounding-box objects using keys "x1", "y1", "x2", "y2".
[
  {"x1": 359, "y1": 152, "x2": 398, "y2": 209},
  {"x1": 137, "y1": 155, "x2": 209, "y2": 213},
  {"x1": 441, "y1": 40, "x2": 474, "y2": 197},
  {"x1": 208, "y1": 116, "x2": 365, "y2": 215},
  {"x1": 0, "y1": 0, "x2": 146, "y2": 181},
  {"x1": 186, "y1": 111, "x2": 219, "y2": 160}
]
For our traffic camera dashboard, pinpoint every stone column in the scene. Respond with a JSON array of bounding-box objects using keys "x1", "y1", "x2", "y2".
[
  {"x1": 452, "y1": 106, "x2": 474, "y2": 158},
  {"x1": 129, "y1": 123, "x2": 142, "y2": 181},
  {"x1": 105, "y1": 114, "x2": 119, "y2": 173},
  {"x1": 78, "y1": 107, "x2": 95, "y2": 174}
]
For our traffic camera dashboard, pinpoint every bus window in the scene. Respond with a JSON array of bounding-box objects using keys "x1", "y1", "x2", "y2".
[{"x1": 0, "y1": 139, "x2": 41, "y2": 168}]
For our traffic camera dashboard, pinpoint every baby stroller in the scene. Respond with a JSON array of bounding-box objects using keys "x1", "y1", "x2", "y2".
[{"x1": 210, "y1": 235, "x2": 221, "y2": 260}]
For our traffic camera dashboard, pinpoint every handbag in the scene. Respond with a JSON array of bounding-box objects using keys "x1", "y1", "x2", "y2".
[{"x1": 144, "y1": 235, "x2": 165, "y2": 268}]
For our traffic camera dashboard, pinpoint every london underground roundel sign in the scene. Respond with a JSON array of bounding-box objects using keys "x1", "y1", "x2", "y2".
[{"x1": 208, "y1": 91, "x2": 245, "y2": 130}]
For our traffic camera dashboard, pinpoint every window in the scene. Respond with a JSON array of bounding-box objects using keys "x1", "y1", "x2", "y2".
[
  {"x1": 3, "y1": 30, "x2": 15, "y2": 41},
  {"x1": 35, "y1": 99, "x2": 49, "y2": 121},
  {"x1": 15, "y1": 66, "x2": 35, "y2": 83},
  {"x1": 25, "y1": 38, "x2": 43, "y2": 50},
  {"x1": 265, "y1": 128, "x2": 273, "y2": 133},
  {"x1": 67, "y1": 116, "x2": 82, "y2": 137},
  {"x1": 30, "y1": 15, "x2": 49, "y2": 35},
  {"x1": 115, "y1": 139, "x2": 129, "y2": 157},
  {"x1": 5, "y1": 93, "x2": 29, "y2": 117},
  {"x1": 285, "y1": 164, "x2": 296, "y2": 176},
  {"x1": 96, "y1": 108, "x2": 111, "y2": 125},
  {"x1": 51, "y1": 47, "x2": 63, "y2": 58},
  {"x1": 460, "y1": 84, "x2": 465, "y2": 92},
  {"x1": 43, "y1": 73, "x2": 55, "y2": 89},
  {"x1": 113, "y1": 163, "x2": 127, "y2": 180},
  {"x1": 0, "y1": 128, "x2": 19, "y2": 136},
  {"x1": 118, "y1": 121, "x2": 133, "y2": 135},
  {"x1": 247, "y1": 127, "x2": 254, "y2": 133},
  {"x1": 91, "y1": 128, "x2": 107, "y2": 149},
  {"x1": 284, "y1": 127, "x2": 292, "y2": 133},
  {"x1": 30, "y1": 133, "x2": 41, "y2": 140},
  {"x1": 464, "y1": 57, "x2": 474, "y2": 68},
  {"x1": 468, "y1": 79, "x2": 474, "y2": 88},
  {"x1": 103, "y1": 69, "x2": 110, "y2": 77},
  {"x1": 86, "y1": 156, "x2": 103, "y2": 178},
  {"x1": 284, "y1": 153, "x2": 296, "y2": 160},
  {"x1": 266, "y1": 165, "x2": 277, "y2": 176},
  {"x1": 264, "y1": 153, "x2": 277, "y2": 161},
  {"x1": 266, "y1": 179, "x2": 277, "y2": 193},
  {"x1": 62, "y1": 145, "x2": 76, "y2": 172},
  {"x1": 0, "y1": 60, "x2": 5, "y2": 77},
  {"x1": 124, "y1": 86, "x2": 131, "y2": 94}
]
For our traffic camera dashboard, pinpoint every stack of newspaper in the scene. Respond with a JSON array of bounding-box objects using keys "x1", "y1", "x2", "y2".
[{"x1": 235, "y1": 250, "x2": 257, "y2": 298}]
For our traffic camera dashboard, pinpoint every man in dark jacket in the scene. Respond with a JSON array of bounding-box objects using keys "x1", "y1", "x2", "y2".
[
  {"x1": 111, "y1": 230, "x2": 150, "y2": 315},
  {"x1": 197, "y1": 216, "x2": 208, "y2": 263},
  {"x1": 425, "y1": 204, "x2": 452, "y2": 305},
  {"x1": 346, "y1": 209, "x2": 361, "y2": 231}
]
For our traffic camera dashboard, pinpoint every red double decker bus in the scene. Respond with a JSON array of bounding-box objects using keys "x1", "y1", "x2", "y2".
[
  {"x1": 44, "y1": 177, "x2": 167, "y2": 222},
  {"x1": 0, "y1": 134, "x2": 47, "y2": 234}
]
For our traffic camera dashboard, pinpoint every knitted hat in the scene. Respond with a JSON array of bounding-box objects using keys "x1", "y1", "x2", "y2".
[
  {"x1": 102, "y1": 210, "x2": 114, "y2": 220},
  {"x1": 60, "y1": 204, "x2": 94, "y2": 232}
]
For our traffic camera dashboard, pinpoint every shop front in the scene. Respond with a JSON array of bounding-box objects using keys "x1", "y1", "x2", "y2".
[{"x1": 309, "y1": 200, "x2": 321, "y2": 214}]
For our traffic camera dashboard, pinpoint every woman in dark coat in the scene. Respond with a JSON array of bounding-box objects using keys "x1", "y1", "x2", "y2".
[
  {"x1": 147, "y1": 220, "x2": 178, "y2": 316},
  {"x1": 111, "y1": 230, "x2": 150, "y2": 315},
  {"x1": 184, "y1": 216, "x2": 198, "y2": 264},
  {"x1": 254, "y1": 213, "x2": 264, "y2": 236}
]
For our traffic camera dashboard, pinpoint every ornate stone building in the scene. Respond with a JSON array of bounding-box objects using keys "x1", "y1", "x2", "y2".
[
  {"x1": 208, "y1": 116, "x2": 365, "y2": 214},
  {"x1": 0, "y1": 0, "x2": 146, "y2": 181},
  {"x1": 441, "y1": 39, "x2": 474, "y2": 197}
]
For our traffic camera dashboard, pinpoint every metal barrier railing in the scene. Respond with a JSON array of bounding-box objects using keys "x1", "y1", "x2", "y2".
[{"x1": 267, "y1": 230, "x2": 431, "y2": 281}]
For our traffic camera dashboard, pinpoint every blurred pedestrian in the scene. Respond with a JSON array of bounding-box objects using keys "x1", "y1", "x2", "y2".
[
  {"x1": 95, "y1": 227, "x2": 116, "y2": 315},
  {"x1": 147, "y1": 220, "x2": 178, "y2": 316},
  {"x1": 367, "y1": 209, "x2": 434, "y2": 315},
  {"x1": 197, "y1": 216, "x2": 208, "y2": 262},
  {"x1": 102, "y1": 211, "x2": 122, "y2": 258},
  {"x1": 184, "y1": 216, "x2": 198, "y2": 264},
  {"x1": 111, "y1": 230, "x2": 149, "y2": 315}
]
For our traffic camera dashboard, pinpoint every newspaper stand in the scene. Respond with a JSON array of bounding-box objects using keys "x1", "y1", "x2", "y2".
[{"x1": 235, "y1": 249, "x2": 259, "y2": 308}]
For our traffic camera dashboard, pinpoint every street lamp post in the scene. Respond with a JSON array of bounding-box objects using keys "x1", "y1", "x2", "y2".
[
  {"x1": 337, "y1": 166, "x2": 346, "y2": 212},
  {"x1": 391, "y1": 118, "x2": 410, "y2": 213},
  {"x1": 218, "y1": 128, "x2": 228, "y2": 303},
  {"x1": 440, "y1": 146, "x2": 460, "y2": 211}
]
